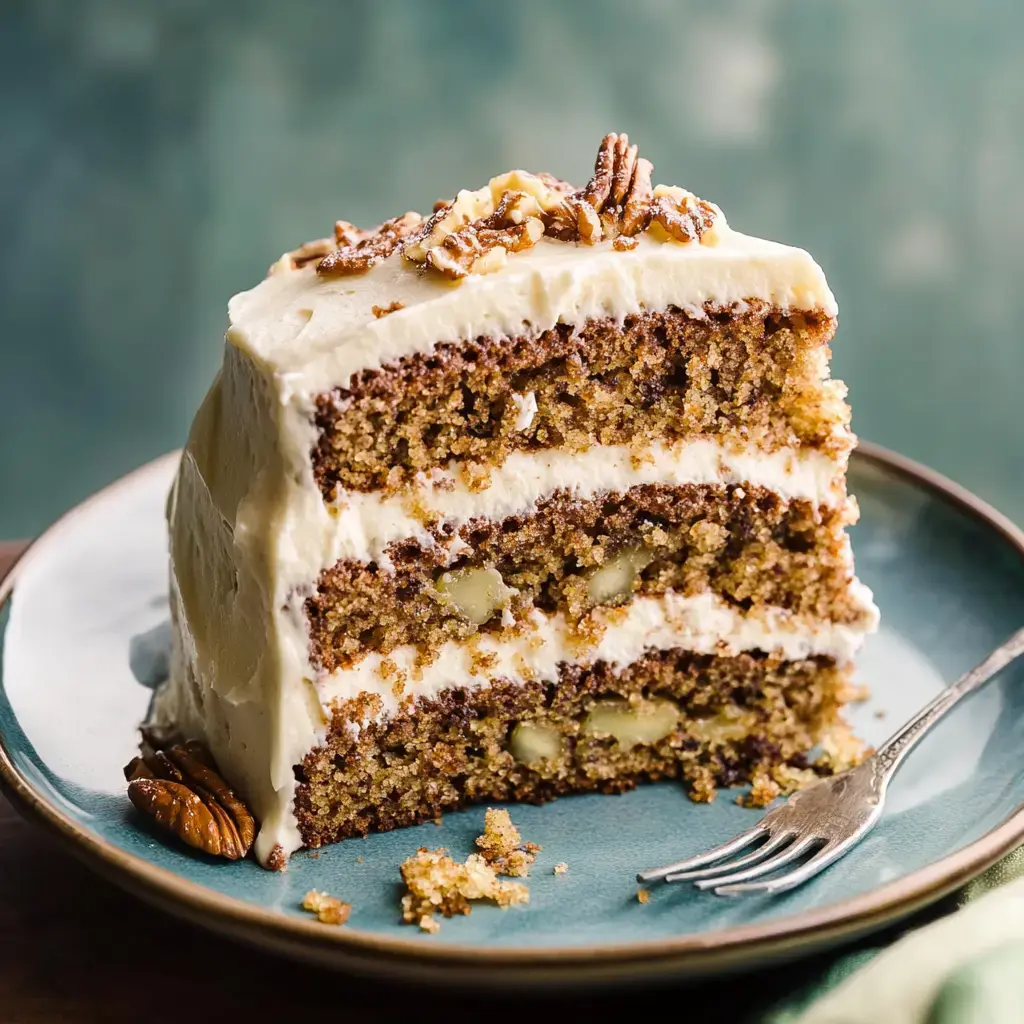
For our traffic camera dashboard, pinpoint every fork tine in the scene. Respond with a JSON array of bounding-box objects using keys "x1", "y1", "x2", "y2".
[
  {"x1": 662, "y1": 830, "x2": 793, "y2": 883},
  {"x1": 636, "y1": 826, "x2": 767, "y2": 884},
  {"x1": 694, "y1": 835, "x2": 820, "y2": 891},
  {"x1": 714, "y1": 841, "x2": 844, "y2": 896}
]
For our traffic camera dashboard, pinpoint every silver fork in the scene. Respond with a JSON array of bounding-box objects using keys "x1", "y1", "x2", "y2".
[{"x1": 638, "y1": 625, "x2": 1024, "y2": 897}]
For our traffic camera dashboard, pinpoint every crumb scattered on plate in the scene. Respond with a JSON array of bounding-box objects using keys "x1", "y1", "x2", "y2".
[
  {"x1": 399, "y1": 847, "x2": 529, "y2": 934},
  {"x1": 301, "y1": 889, "x2": 351, "y2": 925},
  {"x1": 637, "y1": 888, "x2": 650, "y2": 904},
  {"x1": 475, "y1": 807, "x2": 540, "y2": 877},
  {"x1": 553, "y1": 862, "x2": 568, "y2": 875}
]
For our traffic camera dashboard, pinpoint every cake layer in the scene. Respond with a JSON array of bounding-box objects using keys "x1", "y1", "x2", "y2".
[
  {"x1": 306, "y1": 484, "x2": 866, "y2": 671},
  {"x1": 321, "y1": 438, "x2": 847, "y2": 566},
  {"x1": 296, "y1": 650, "x2": 848, "y2": 845},
  {"x1": 314, "y1": 590, "x2": 877, "y2": 725},
  {"x1": 313, "y1": 303, "x2": 847, "y2": 496}
]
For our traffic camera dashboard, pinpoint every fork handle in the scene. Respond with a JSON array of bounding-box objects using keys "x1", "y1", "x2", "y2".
[{"x1": 873, "y1": 624, "x2": 1024, "y2": 779}]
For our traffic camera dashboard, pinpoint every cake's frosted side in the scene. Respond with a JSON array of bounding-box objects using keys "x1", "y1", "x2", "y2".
[{"x1": 161, "y1": 138, "x2": 877, "y2": 866}]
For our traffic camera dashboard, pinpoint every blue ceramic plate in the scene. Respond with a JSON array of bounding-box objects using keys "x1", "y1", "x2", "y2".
[{"x1": 2, "y1": 443, "x2": 1023, "y2": 987}]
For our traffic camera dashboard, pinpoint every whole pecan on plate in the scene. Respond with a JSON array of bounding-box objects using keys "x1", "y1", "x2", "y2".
[{"x1": 125, "y1": 738, "x2": 255, "y2": 860}]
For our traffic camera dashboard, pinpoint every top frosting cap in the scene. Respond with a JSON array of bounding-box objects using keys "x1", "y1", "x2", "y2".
[{"x1": 225, "y1": 136, "x2": 838, "y2": 395}]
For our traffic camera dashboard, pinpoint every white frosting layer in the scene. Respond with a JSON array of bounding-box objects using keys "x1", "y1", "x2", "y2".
[
  {"x1": 319, "y1": 590, "x2": 879, "y2": 722},
  {"x1": 229, "y1": 228, "x2": 837, "y2": 399},
  {"x1": 328, "y1": 440, "x2": 848, "y2": 567}
]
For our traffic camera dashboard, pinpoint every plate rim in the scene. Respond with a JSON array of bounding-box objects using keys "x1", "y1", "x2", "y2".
[{"x1": 2, "y1": 441, "x2": 1023, "y2": 982}]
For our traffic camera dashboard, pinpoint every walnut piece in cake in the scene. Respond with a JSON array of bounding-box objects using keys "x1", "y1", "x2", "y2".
[
  {"x1": 474, "y1": 807, "x2": 541, "y2": 877},
  {"x1": 301, "y1": 889, "x2": 351, "y2": 925},
  {"x1": 399, "y1": 847, "x2": 529, "y2": 933}
]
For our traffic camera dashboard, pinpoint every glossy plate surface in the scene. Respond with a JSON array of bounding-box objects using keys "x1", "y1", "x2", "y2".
[{"x1": 2, "y1": 444, "x2": 1023, "y2": 985}]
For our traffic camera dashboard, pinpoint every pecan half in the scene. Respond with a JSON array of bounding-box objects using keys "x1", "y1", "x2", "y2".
[
  {"x1": 317, "y1": 211, "x2": 424, "y2": 277},
  {"x1": 546, "y1": 133, "x2": 649, "y2": 244},
  {"x1": 620, "y1": 157, "x2": 653, "y2": 236},
  {"x1": 125, "y1": 740, "x2": 255, "y2": 860}
]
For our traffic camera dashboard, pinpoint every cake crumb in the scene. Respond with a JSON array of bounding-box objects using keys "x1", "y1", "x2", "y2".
[
  {"x1": 687, "y1": 764, "x2": 718, "y2": 804},
  {"x1": 875, "y1": 709, "x2": 887, "y2": 719},
  {"x1": 399, "y1": 847, "x2": 529, "y2": 934},
  {"x1": 267, "y1": 844, "x2": 287, "y2": 872},
  {"x1": 356, "y1": 856, "x2": 364, "y2": 863},
  {"x1": 475, "y1": 808, "x2": 540, "y2": 877},
  {"x1": 371, "y1": 301, "x2": 405, "y2": 318},
  {"x1": 771, "y1": 763, "x2": 820, "y2": 795},
  {"x1": 553, "y1": 862, "x2": 568, "y2": 876},
  {"x1": 817, "y1": 722, "x2": 868, "y2": 773},
  {"x1": 637, "y1": 888, "x2": 650, "y2": 904},
  {"x1": 738, "y1": 767, "x2": 782, "y2": 808},
  {"x1": 301, "y1": 890, "x2": 351, "y2": 926},
  {"x1": 433, "y1": 816, "x2": 443, "y2": 826},
  {"x1": 418, "y1": 914, "x2": 441, "y2": 934}
]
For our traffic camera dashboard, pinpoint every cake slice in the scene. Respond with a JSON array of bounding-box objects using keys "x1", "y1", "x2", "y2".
[{"x1": 157, "y1": 134, "x2": 878, "y2": 867}]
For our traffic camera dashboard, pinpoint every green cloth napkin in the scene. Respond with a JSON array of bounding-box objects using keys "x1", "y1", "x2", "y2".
[{"x1": 767, "y1": 846, "x2": 1024, "y2": 1024}]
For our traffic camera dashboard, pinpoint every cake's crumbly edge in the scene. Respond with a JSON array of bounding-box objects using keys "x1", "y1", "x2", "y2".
[
  {"x1": 306, "y1": 484, "x2": 862, "y2": 671},
  {"x1": 294, "y1": 649, "x2": 856, "y2": 849},
  {"x1": 312, "y1": 303, "x2": 845, "y2": 497}
]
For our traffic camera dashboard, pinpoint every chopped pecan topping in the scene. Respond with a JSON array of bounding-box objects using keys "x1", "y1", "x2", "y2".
[
  {"x1": 333, "y1": 220, "x2": 368, "y2": 247},
  {"x1": 648, "y1": 184, "x2": 718, "y2": 244},
  {"x1": 613, "y1": 235, "x2": 639, "y2": 251},
  {"x1": 125, "y1": 739, "x2": 255, "y2": 860},
  {"x1": 372, "y1": 301, "x2": 405, "y2": 318},
  {"x1": 276, "y1": 133, "x2": 717, "y2": 289},
  {"x1": 267, "y1": 237, "x2": 336, "y2": 276},
  {"x1": 402, "y1": 188, "x2": 494, "y2": 265},
  {"x1": 317, "y1": 211, "x2": 424, "y2": 277},
  {"x1": 407, "y1": 187, "x2": 545, "y2": 280}
]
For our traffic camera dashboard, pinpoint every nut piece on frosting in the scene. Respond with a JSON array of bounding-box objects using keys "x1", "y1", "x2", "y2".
[
  {"x1": 648, "y1": 184, "x2": 720, "y2": 245},
  {"x1": 317, "y1": 211, "x2": 424, "y2": 277},
  {"x1": 402, "y1": 186, "x2": 546, "y2": 280}
]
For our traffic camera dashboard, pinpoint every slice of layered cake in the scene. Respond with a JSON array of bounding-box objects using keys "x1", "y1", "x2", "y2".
[{"x1": 159, "y1": 134, "x2": 878, "y2": 867}]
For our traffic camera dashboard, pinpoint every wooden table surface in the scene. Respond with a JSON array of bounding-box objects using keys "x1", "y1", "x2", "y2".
[{"x1": 0, "y1": 540, "x2": 953, "y2": 1022}]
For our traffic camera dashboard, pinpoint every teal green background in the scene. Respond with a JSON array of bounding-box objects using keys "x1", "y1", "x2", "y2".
[{"x1": 2, "y1": 0, "x2": 1023, "y2": 537}]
